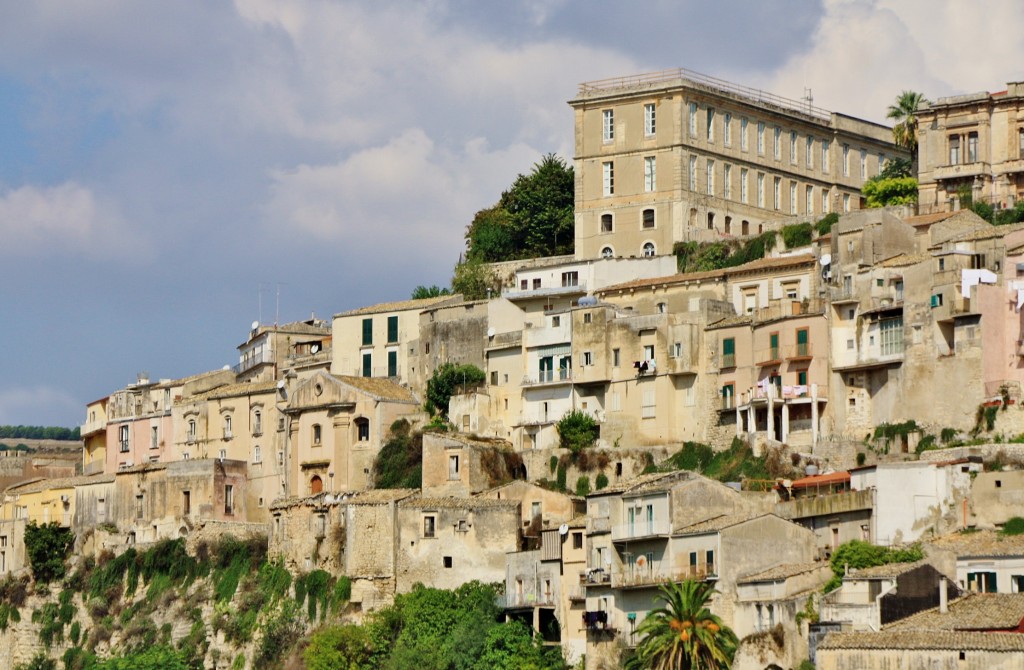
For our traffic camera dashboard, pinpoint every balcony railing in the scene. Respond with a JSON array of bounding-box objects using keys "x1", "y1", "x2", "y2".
[
  {"x1": 611, "y1": 518, "x2": 671, "y2": 541},
  {"x1": 523, "y1": 369, "x2": 572, "y2": 386},
  {"x1": 498, "y1": 593, "x2": 557, "y2": 609},
  {"x1": 234, "y1": 350, "x2": 274, "y2": 374},
  {"x1": 580, "y1": 569, "x2": 612, "y2": 586},
  {"x1": 720, "y1": 353, "x2": 736, "y2": 369},
  {"x1": 612, "y1": 563, "x2": 716, "y2": 589},
  {"x1": 785, "y1": 342, "x2": 813, "y2": 359},
  {"x1": 756, "y1": 348, "x2": 782, "y2": 366}
]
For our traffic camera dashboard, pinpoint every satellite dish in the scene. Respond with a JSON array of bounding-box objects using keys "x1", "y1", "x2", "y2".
[
  {"x1": 635, "y1": 555, "x2": 647, "y2": 568},
  {"x1": 310, "y1": 343, "x2": 321, "y2": 354},
  {"x1": 558, "y1": 523, "x2": 569, "y2": 535},
  {"x1": 487, "y1": 327, "x2": 495, "y2": 338},
  {"x1": 251, "y1": 320, "x2": 260, "y2": 330},
  {"x1": 323, "y1": 494, "x2": 334, "y2": 504},
  {"x1": 222, "y1": 365, "x2": 230, "y2": 371},
  {"x1": 820, "y1": 254, "x2": 832, "y2": 266}
]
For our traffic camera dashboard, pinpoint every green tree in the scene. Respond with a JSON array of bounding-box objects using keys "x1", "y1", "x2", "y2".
[
  {"x1": 451, "y1": 258, "x2": 501, "y2": 301},
  {"x1": 861, "y1": 176, "x2": 919, "y2": 208},
  {"x1": 95, "y1": 646, "x2": 188, "y2": 670},
  {"x1": 465, "y1": 206, "x2": 519, "y2": 263},
  {"x1": 425, "y1": 363, "x2": 486, "y2": 417},
  {"x1": 24, "y1": 522, "x2": 74, "y2": 584},
  {"x1": 886, "y1": 91, "x2": 928, "y2": 159},
  {"x1": 475, "y1": 619, "x2": 565, "y2": 670},
  {"x1": 411, "y1": 285, "x2": 452, "y2": 300},
  {"x1": 628, "y1": 580, "x2": 738, "y2": 670},
  {"x1": 556, "y1": 410, "x2": 600, "y2": 454},
  {"x1": 823, "y1": 540, "x2": 923, "y2": 592},
  {"x1": 305, "y1": 624, "x2": 375, "y2": 670}
]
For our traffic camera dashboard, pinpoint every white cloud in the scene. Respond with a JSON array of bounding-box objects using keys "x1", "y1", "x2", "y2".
[
  {"x1": 0, "y1": 182, "x2": 147, "y2": 259},
  {"x1": 0, "y1": 386, "x2": 83, "y2": 426}
]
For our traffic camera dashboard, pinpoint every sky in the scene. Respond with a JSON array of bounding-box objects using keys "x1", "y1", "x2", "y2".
[{"x1": 1, "y1": 0, "x2": 1022, "y2": 427}]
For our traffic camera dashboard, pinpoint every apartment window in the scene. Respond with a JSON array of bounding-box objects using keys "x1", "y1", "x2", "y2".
[
  {"x1": 573, "y1": 532, "x2": 583, "y2": 549},
  {"x1": 552, "y1": 315, "x2": 560, "y2": 327},
  {"x1": 806, "y1": 185, "x2": 814, "y2": 214},
  {"x1": 561, "y1": 271, "x2": 579, "y2": 287},
  {"x1": 707, "y1": 212, "x2": 715, "y2": 230},
  {"x1": 361, "y1": 317, "x2": 372, "y2": 345},
  {"x1": 520, "y1": 279, "x2": 528, "y2": 290},
  {"x1": 644, "y1": 103, "x2": 655, "y2": 136},
  {"x1": 583, "y1": 351, "x2": 593, "y2": 366},
  {"x1": 740, "y1": 117, "x2": 749, "y2": 151},
  {"x1": 688, "y1": 102, "x2": 698, "y2": 136},
  {"x1": 706, "y1": 107, "x2": 715, "y2": 141},
  {"x1": 968, "y1": 132, "x2": 978, "y2": 163},
  {"x1": 253, "y1": 445, "x2": 261, "y2": 463},
  {"x1": 252, "y1": 410, "x2": 262, "y2": 436},
  {"x1": 806, "y1": 136, "x2": 814, "y2": 168},
  {"x1": 642, "y1": 389, "x2": 656, "y2": 419},
  {"x1": 150, "y1": 426, "x2": 158, "y2": 449},
  {"x1": 601, "y1": 213, "x2": 613, "y2": 233},
  {"x1": 223, "y1": 415, "x2": 232, "y2": 440},
  {"x1": 532, "y1": 278, "x2": 541, "y2": 289},
  {"x1": 224, "y1": 485, "x2": 234, "y2": 515},
  {"x1": 773, "y1": 176, "x2": 781, "y2": 210},
  {"x1": 706, "y1": 159, "x2": 714, "y2": 195},
  {"x1": 490, "y1": 370, "x2": 498, "y2": 386},
  {"x1": 644, "y1": 156, "x2": 656, "y2": 192},
  {"x1": 135, "y1": 494, "x2": 144, "y2": 520},
  {"x1": 642, "y1": 242, "x2": 656, "y2": 258},
  {"x1": 278, "y1": 450, "x2": 284, "y2": 466},
  {"x1": 822, "y1": 139, "x2": 830, "y2": 171},
  {"x1": 878, "y1": 152, "x2": 886, "y2": 174},
  {"x1": 613, "y1": 348, "x2": 620, "y2": 367},
  {"x1": 187, "y1": 419, "x2": 196, "y2": 443},
  {"x1": 790, "y1": 182, "x2": 798, "y2": 214},
  {"x1": 842, "y1": 144, "x2": 850, "y2": 176},
  {"x1": 724, "y1": 164, "x2": 732, "y2": 199},
  {"x1": 312, "y1": 423, "x2": 322, "y2": 445},
  {"x1": 601, "y1": 246, "x2": 613, "y2": 259},
  {"x1": 1020, "y1": 129, "x2": 1024, "y2": 157},
  {"x1": 757, "y1": 173, "x2": 765, "y2": 207},
  {"x1": 722, "y1": 337, "x2": 735, "y2": 368},
  {"x1": 219, "y1": 448, "x2": 227, "y2": 460},
  {"x1": 790, "y1": 131, "x2": 798, "y2": 164},
  {"x1": 773, "y1": 126, "x2": 781, "y2": 160},
  {"x1": 602, "y1": 161, "x2": 614, "y2": 196},
  {"x1": 860, "y1": 149, "x2": 867, "y2": 179},
  {"x1": 119, "y1": 425, "x2": 129, "y2": 453},
  {"x1": 880, "y1": 316, "x2": 904, "y2": 356},
  {"x1": 423, "y1": 515, "x2": 436, "y2": 538},
  {"x1": 387, "y1": 315, "x2": 398, "y2": 343},
  {"x1": 449, "y1": 454, "x2": 460, "y2": 480},
  {"x1": 757, "y1": 121, "x2": 765, "y2": 154},
  {"x1": 843, "y1": 193, "x2": 851, "y2": 212},
  {"x1": 689, "y1": 155, "x2": 697, "y2": 190},
  {"x1": 642, "y1": 209, "x2": 655, "y2": 229},
  {"x1": 356, "y1": 417, "x2": 369, "y2": 441},
  {"x1": 723, "y1": 112, "x2": 732, "y2": 145},
  {"x1": 182, "y1": 491, "x2": 191, "y2": 515},
  {"x1": 724, "y1": 215, "x2": 732, "y2": 234},
  {"x1": 584, "y1": 312, "x2": 592, "y2": 324},
  {"x1": 822, "y1": 189, "x2": 830, "y2": 213},
  {"x1": 602, "y1": 109, "x2": 614, "y2": 142},
  {"x1": 949, "y1": 135, "x2": 960, "y2": 164}
]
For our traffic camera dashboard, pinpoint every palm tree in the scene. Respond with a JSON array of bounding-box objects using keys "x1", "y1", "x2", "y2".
[
  {"x1": 627, "y1": 580, "x2": 738, "y2": 670},
  {"x1": 886, "y1": 90, "x2": 929, "y2": 158}
]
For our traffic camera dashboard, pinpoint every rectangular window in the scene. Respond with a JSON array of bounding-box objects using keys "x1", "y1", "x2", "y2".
[
  {"x1": 642, "y1": 208, "x2": 655, "y2": 229},
  {"x1": 387, "y1": 350, "x2": 397, "y2": 377},
  {"x1": 361, "y1": 318, "x2": 372, "y2": 346},
  {"x1": 182, "y1": 490, "x2": 191, "y2": 515},
  {"x1": 773, "y1": 126, "x2": 781, "y2": 160},
  {"x1": 706, "y1": 108, "x2": 715, "y2": 141},
  {"x1": 423, "y1": 515, "x2": 436, "y2": 538},
  {"x1": 583, "y1": 351, "x2": 593, "y2": 366},
  {"x1": 602, "y1": 161, "x2": 614, "y2": 196},
  {"x1": 449, "y1": 454, "x2": 459, "y2": 480},
  {"x1": 806, "y1": 136, "x2": 814, "y2": 168},
  {"x1": 843, "y1": 193, "x2": 851, "y2": 212},
  {"x1": 723, "y1": 112, "x2": 732, "y2": 145},
  {"x1": 644, "y1": 156, "x2": 656, "y2": 192},
  {"x1": 689, "y1": 102, "x2": 698, "y2": 136},
  {"x1": 790, "y1": 181, "x2": 797, "y2": 214},
  {"x1": 806, "y1": 185, "x2": 814, "y2": 214},
  {"x1": 822, "y1": 188, "x2": 830, "y2": 214},
  {"x1": 613, "y1": 348, "x2": 620, "y2": 367},
  {"x1": 757, "y1": 173, "x2": 765, "y2": 207},
  {"x1": 689, "y1": 155, "x2": 697, "y2": 191},
  {"x1": 790, "y1": 131, "x2": 798, "y2": 164},
  {"x1": 644, "y1": 103, "x2": 655, "y2": 136},
  {"x1": 561, "y1": 271, "x2": 579, "y2": 287},
  {"x1": 642, "y1": 389, "x2": 656, "y2": 419},
  {"x1": 740, "y1": 168, "x2": 749, "y2": 204},
  {"x1": 968, "y1": 132, "x2": 978, "y2": 163},
  {"x1": 387, "y1": 315, "x2": 398, "y2": 343},
  {"x1": 796, "y1": 328, "x2": 809, "y2": 357},
  {"x1": 860, "y1": 149, "x2": 867, "y2": 179},
  {"x1": 757, "y1": 121, "x2": 765, "y2": 154},
  {"x1": 773, "y1": 176, "x2": 781, "y2": 210},
  {"x1": 878, "y1": 152, "x2": 886, "y2": 175},
  {"x1": 253, "y1": 445, "x2": 261, "y2": 463},
  {"x1": 706, "y1": 159, "x2": 714, "y2": 195},
  {"x1": 722, "y1": 337, "x2": 735, "y2": 368},
  {"x1": 573, "y1": 532, "x2": 583, "y2": 549},
  {"x1": 880, "y1": 316, "x2": 904, "y2": 356},
  {"x1": 119, "y1": 425, "x2": 129, "y2": 453},
  {"x1": 151, "y1": 426, "x2": 158, "y2": 449},
  {"x1": 842, "y1": 143, "x2": 850, "y2": 176},
  {"x1": 740, "y1": 117, "x2": 749, "y2": 151},
  {"x1": 822, "y1": 139, "x2": 830, "y2": 171},
  {"x1": 724, "y1": 164, "x2": 732, "y2": 200},
  {"x1": 602, "y1": 109, "x2": 614, "y2": 142},
  {"x1": 361, "y1": 352, "x2": 371, "y2": 377},
  {"x1": 721, "y1": 383, "x2": 735, "y2": 409},
  {"x1": 136, "y1": 494, "x2": 144, "y2": 520},
  {"x1": 949, "y1": 135, "x2": 960, "y2": 164}
]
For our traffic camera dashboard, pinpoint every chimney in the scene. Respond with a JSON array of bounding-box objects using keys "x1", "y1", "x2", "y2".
[{"x1": 939, "y1": 577, "x2": 948, "y2": 614}]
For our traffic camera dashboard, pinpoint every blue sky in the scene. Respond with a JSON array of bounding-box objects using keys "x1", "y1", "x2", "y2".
[{"x1": 0, "y1": 0, "x2": 1021, "y2": 427}]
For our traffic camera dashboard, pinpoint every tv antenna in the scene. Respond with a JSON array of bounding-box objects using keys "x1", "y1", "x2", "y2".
[{"x1": 802, "y1": 88, "x2": 814, "y2": 113}]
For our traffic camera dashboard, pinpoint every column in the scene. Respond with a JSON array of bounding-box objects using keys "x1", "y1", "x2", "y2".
[
  {"x1": 811, "y1": 383, "x2": 819, "y2": 449},
  {"x1": 781, "y1": 402, "x2": 790, "y2": 444}
]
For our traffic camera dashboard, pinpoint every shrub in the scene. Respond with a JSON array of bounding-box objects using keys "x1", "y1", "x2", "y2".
[
  {"x1": 941, "y1": 427, "x2": 957, "y2": 444},
  {"x1": 595, "y1": 473, "x2": 609, "y2": 490},
  {"x1": 556, "y1": 464, "x2": 567, "y2": 492},
  {"x1": 425, "y1": 363, "x2": 485, "y2": 417},
  {"x1": 24, "y1": 522, "x2": 74, "y2": 584},
  {"x1": 575, "y1": 477, "x2": 591, "y2": 497},
  {"x1": 814, "y1": 212, "x2": 839, "y2": 236},
  {"x1": 1001, "y1": 517, "x2": 1024, "y2": 536},
  {"x1": 823, "y1": 541, "x2": 923, "y2": 592},
  {"x1": 556, "y1": 410, "x2": 600, "y2": 454},
  {"x1": 781, "y1": 222, "x2": 813, "y2": 249},
  {"x1": 549, "y1": 455, "x2": 558, "y2": 474}
]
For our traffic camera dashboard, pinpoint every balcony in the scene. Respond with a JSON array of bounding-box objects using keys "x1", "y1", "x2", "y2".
[
  {"x1": 589, "y1": 517, "x2": 611, "y2": 534},
  {"x1": 612, "y1": 563, "x2": 717, "y2": 589},
  {"x1": 503, "y1": 281, "x2": 588, "y2": 301},
  {"x1": 755, "y1": 348, "x2": 782, "y2": 366},
  {"x1": 222, "y1": 428, "x2": 233, "y2": 440},
  {"x1": 932, "y1": 161, "x2": 990, "y2": 182},
  {"x1": 830, "y1": 286, "x2": 858, "y2": 304},
  {"x1": 775, "y1": 488, "x2": 874, "y2": 521},
  {"x1": 498, "y1": 593, "x2": 557, "y2": 609},
  {"x1": 81, "y1": 418, "x2": 106, "y2": 438},
  {"x1": 611, "y1": 518, "x2": 671, "y2": 542},
  {"x1": 580, "y1": 569, "x2": 611, "y2": 586},
  {"x1": 522, "y1": 368, "x2": 573, "y2": 387},
  {"x1": 720, "y1": 394, "x2": 737, "y2": 411},
  {"x1": 785, "y1": 342, "x2": 813, "y2": 361},
  {"x1": 234, "y1": 350, "x2": 274, "y2": 375},
  {"x1": 719, "y1": 353, "x2": 736, "y2": 369}
]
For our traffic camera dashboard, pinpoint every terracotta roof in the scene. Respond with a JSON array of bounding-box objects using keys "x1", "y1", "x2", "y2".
[
  {"x1": 888, "y1": 593, "x2": 1024, "y2": 632},
  {"x1": 927, "y1": 530, "x2": 1024, "y2": 558},
  {"x1": 152, "y1": 369, "x2": 229, "y2": 390},
  {"x1": 789, "y1": 471, "x2": 850, "y2": 489},
  {"x1": 335, "y1": 376, "x2": 419, "y2": 404},
  {"x1": 847, "y1": 559, "x2": 929, "y2": 580},
  {"x1": 400, "y1": 496, "x2": 520, "y2": 510},
  {"x1": 334, "y1": 295, "x2": 458, "y2": 318},
  {"x1": 930, "y1": 222, "x2": 1024, "y2": 247},
  {"x1": 819, "y1": 630, "x2": 1024, "y2": 652},
  {"x1": 738, "y1": 562, "x2": 829, "y2": 584},
  {"x1": 598, "y1": 254, "x2": 816, "y2": 295},
  {"x1": 344, "y1": 488, "x2": 419, "y2": 505},
  {"x1": 202, "y1": 380, "x2": 279, "y2": 401},
  {"x1": 7, "y1": 473, "x2": 115, "y2": 495},
  {"x1": 589, "y1": 471, "x2": 691, "y2": 496},
  {"x1": 707, "y1": 314, "x2": 752, "y2": 329},
  {"x1": 875, "y1": 253, "x2": 931, "y2": 268},
  {"x1": 566, "y1": 514, "x2": 588, "y2": 529},
  {"x1": 905, "y1": 212, "x2": 957, "y2": 228},
  {"x1": 674, "y1": 512, "x2": 763, "y2": 535}
]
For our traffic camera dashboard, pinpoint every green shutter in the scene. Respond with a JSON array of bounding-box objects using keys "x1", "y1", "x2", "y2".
[
  {"x1": 387, "y1": 316, "x2": 398, "y2": 343},
  {"x1": 362, "y1": 353, "x2": 372, "y2": 377},
  {"x1": 387, "y1": 351, "x2": 397, "y2": 377},
  {"x1": 797, "y1": 329, "x2": 808, "y2": 345},
  {"x1": 723, "y1": 338, "x2": 735, "y2": 355},
  {"x1": 362, "y1": 318, "x2": 373, "y2": 346}
]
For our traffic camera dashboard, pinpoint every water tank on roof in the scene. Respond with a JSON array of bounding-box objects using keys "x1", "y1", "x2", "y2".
[
  {"x1": 578, "y1": 296, "x2": 597, "y2": 306},
  {"x1": 805, "y1": 464, "x2": 819, "y2": 476}
]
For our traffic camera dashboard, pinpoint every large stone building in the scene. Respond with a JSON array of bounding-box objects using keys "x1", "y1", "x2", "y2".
[
  {"x1": 916, "y1": 81, "x2": 1024, "y2": 214},
  {"x1": 569, "y1": 67, "x2": 906, "y2": 261}
]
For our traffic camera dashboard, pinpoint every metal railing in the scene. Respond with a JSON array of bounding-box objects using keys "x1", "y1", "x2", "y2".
[
  {"x1": 523, "y1": 369, "x2": 573, "y2": 386},
  {"x1": 611, "y1": 518, "x2": 671, "y2": 541},
  {"x1": 234, "y1": 350, "x2": 273, "y2": 374}
]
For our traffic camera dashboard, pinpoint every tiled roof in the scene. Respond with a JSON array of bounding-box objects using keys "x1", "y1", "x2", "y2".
[
  {"x1": 790, "y1": 471, "x2": 850, "y2": 489},
  {"x1": 738, "y1": 562, "x2": 829, "y2": 584},
  {"x1": 888, "y1": 593, "x2": 1024, "y2": 632},
  {"x1": 875, "y1": 253, "x2": 931, "y2": 268},
  {"x1": 566, "y1": 514, "x2": 588, "y2": 529},
  {"x1": 334, "y1": 295, "x2": 458, "y2": 318},
  {"x1": 707, "y1": 314, "x2": 752, "y2": 329},
  {"x1": 846, "y1": 559, "x2": 928, "y2": 580},
  {"x1": 929, "y1": 221, "x2": 1024, "y2": 247},
  {"x1": 674, "y1": 512, "x2": 762, "y2": 535},
  {"x1": 589, "y1": 471, "x2": 690, "y2": 496},
  {"x1": 927, "y1": 530, "x2": 1024, "y2": 558},
  {"x1": 202, "y1": 380, "x2": 279, "y2": 401},
  {"x1": 598, "y1": 254, "x2": 816, "y2": 295},
  {"x1": 152, "y1": 368, "x2": 229, "y2": 390},
  {"x1": 335, "y1": 376, "x2": 419, "y2": 404},
  {"x1": 7, "y1": 473, "x2": 115, "y2": 495},
  {"x1": 819, "y1": 630, "x2": 1024, "y2": 652},
  {"x1": 344, "y1": 488, "x2": 419, "y2": 505},
  {"x1": 905, "y1": 212, "x2": 957, "y2": 228},
  {"x1": 400, "y1": 496, "x2": 520, "y2": 510}
]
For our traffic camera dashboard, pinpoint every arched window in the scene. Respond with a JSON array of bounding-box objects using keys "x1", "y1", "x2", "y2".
[
  {"x1": 601, "y1": 247, "x2": 613, "y2": 259},
  {"x1": 187, "y1": 419, "x2": 196, "y2": 443},
  {"x1": 223, "y1": 415, "x2": 232, "y2": 439},
  {"x1": 642, "y1": 242, "x2": 656, "y2": 258},
  {"x1": 312, "y1": 423, "x2": 322, "y2": 445},
  {"x1": 724, "y1": 216, "x2": 732, "y2": 234},
  {"x1": 642, "y1": 208, "x2": 655, "y2": 229},
  {"x1": 355, "y1": 417, "x2": 370, "y2": 442},
  {"x1": 252, "y1": 410, "x2": 262, "y2": 436},
  {"x1": 742, "y1": 220, "x2": 750, "y2": 235},
  {"x1": 600, "y1": 213, "x2": 613, "y2": 232},
  {"x1": 310, "y1": 475, "x2": 323, "y2": 494}
]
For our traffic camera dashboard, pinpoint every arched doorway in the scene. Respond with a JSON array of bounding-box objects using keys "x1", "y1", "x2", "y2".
[{"x1": 310, "y1": 475, "x2": 324, "y2": 494}]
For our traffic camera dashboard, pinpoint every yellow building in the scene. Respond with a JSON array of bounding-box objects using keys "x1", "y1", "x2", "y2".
[{"x1": 82, "y1": 396, "x2": 108, "y2": 476}]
